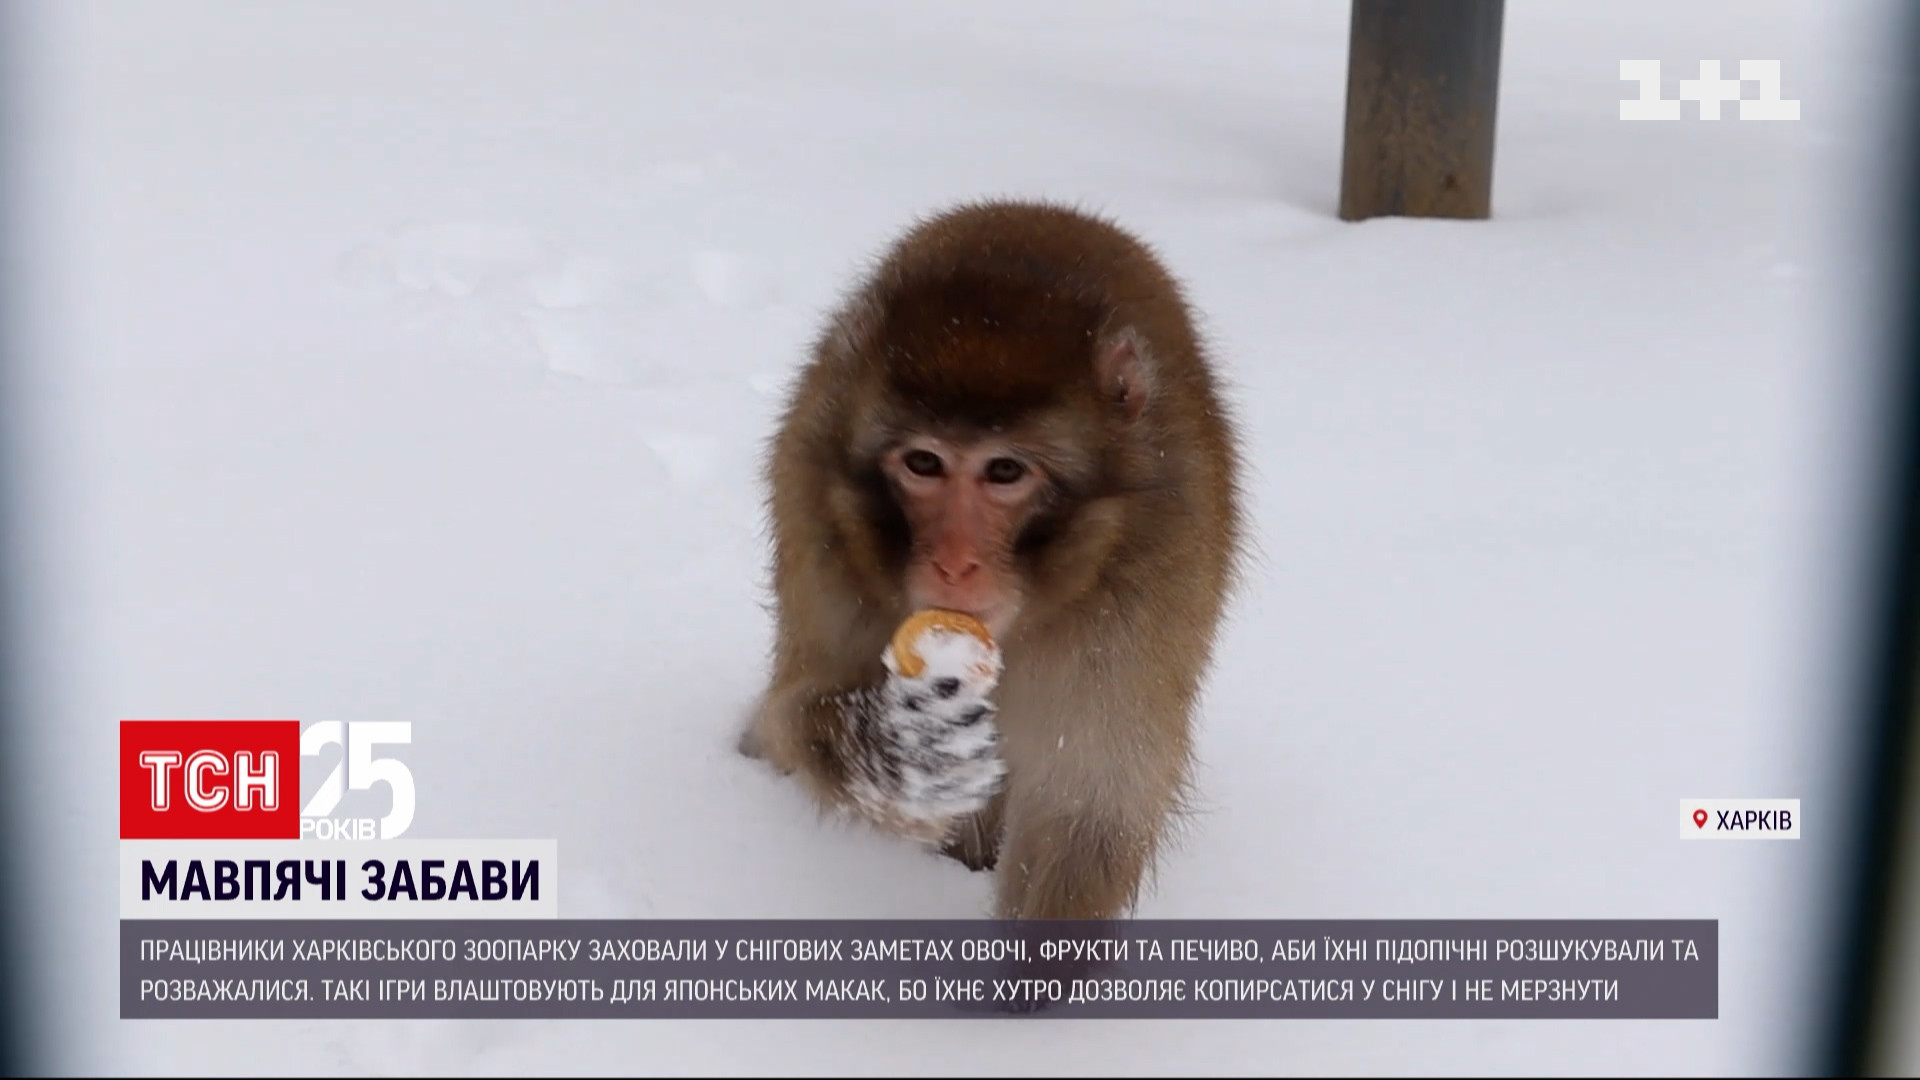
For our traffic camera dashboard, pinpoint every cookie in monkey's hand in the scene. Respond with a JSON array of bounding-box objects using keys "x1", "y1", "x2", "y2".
[
  {"x1": 887, "y1": 609, "x2": 997, "y2": 680},
  {"x1": 859, "y1": 608, "x2": 1006, "y2": 845}
]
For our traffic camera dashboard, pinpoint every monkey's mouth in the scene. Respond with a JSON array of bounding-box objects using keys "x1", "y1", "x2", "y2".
[
  {"x1": 954, "y1": 603, "x2": 1020, "y2": 642},
  {"x1": 908, "y1": 593, "x2": 1016, "y2": 641},
  {"x1": 976, "y1": 608, "x2": 1017, "y2": 641}
]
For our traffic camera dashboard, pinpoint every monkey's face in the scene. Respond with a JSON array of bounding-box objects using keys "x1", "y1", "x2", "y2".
[
  {"x1": 878, "y1": 433, "x2": 1049, "y2": 638},
  {"x1": 823, "y1": 314, "x2": 1153, "y2": 641}
]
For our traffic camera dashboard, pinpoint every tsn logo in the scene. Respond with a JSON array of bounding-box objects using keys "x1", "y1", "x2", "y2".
[{"x1": 120, "y1": 720, "x2": 416, "y2": 841}]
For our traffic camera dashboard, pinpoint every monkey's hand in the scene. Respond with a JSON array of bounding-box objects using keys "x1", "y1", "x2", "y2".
[{"x1": 844, "y1": 627, "x2": 1006, "y2": 845}]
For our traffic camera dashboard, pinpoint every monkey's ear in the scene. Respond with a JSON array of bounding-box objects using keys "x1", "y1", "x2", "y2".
[{"x1": 1095, "y1": 329, "x2": 1155, "y2": 423}]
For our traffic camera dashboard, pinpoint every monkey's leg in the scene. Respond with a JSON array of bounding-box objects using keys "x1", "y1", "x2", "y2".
[
  {"x1": 984, "y1": 784, "x2": 1159, "y2": 1013},
  {"x1": 735, "y1": 710, "x2": 774, "y2": 763},
  {"x1": 992, "y1": 714, "x2": 1184, "y2": 921},
  {"x1": 940, "y1": 791, "x2": 1006, "y2": 872},
  {"x1": 994, "y1": 809, "x2": 1157, "y2": 921}
]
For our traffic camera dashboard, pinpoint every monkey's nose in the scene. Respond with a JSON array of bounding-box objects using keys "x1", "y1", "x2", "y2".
[{"x1": 933, "y1": 558, "x2": 981, "y2": 585}]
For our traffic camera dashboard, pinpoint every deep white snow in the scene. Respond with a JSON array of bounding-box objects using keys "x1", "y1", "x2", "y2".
[{"x1": 2, "y1": 0, "x2": 1905, "y2": 1073}]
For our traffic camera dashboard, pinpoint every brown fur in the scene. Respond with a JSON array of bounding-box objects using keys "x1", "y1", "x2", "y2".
[{"x1": 748, "y1": 200, "x2": 1244, "y2": 920}]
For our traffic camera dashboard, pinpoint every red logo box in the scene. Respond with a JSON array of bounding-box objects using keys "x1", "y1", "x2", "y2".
[{"x1": 120, "y1": 720, "x2": 301, "y2": 839}]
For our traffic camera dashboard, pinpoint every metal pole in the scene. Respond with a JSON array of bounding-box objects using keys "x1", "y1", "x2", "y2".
[{"x1": 1338, "y1": 0, "x2": 1506, "y2": 221}]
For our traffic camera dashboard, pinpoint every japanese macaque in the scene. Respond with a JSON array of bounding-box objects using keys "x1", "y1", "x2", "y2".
[{"x1": 741, "y1": 200, "x2": 1244, "y2": 921}]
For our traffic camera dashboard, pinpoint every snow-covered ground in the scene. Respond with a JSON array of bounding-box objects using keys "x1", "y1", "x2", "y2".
[{"x1": 3, "y1": 0, "x2": 1903, "y2": 1073}]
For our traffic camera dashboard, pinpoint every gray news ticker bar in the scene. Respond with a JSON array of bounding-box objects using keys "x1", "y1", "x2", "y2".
[{"x1": 122, "y1": 919, "x2": 1717, "y2": 1020}]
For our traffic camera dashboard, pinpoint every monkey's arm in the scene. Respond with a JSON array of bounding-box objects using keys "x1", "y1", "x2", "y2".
[
  {"x1": 768, "y1": 632, "x2": 1006, "y2": 844},
  {"x1": 847, "y1": 631, "x2": 1006, "y2": 841}
]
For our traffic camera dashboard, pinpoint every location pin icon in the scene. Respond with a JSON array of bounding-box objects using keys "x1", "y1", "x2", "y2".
[{"x1": 1692, "y1": 809, "x2": 1709, "y2": 829}]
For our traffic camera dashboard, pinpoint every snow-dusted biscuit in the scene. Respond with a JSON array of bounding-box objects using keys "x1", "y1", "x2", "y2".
[{"x1": 887, "y1": 609, "x2": 994, "y2": 679}]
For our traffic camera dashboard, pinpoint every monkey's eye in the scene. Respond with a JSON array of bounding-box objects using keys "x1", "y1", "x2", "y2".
[
  {"x1": 984, "y1": 457, "x2": 1027, "y2": 484},
  {"x1": 902, "y1": 449, "x2": 945, "y2": 478}
]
